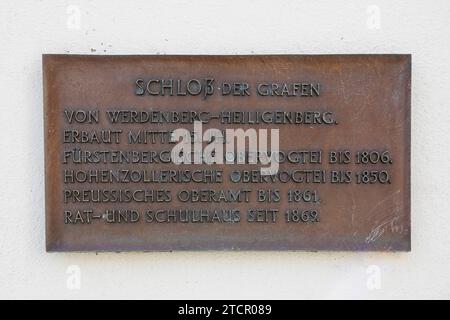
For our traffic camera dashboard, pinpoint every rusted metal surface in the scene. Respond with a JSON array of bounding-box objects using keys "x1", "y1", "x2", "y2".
[{"x1": 44, "y1": 54, "x2": 411, "y2": 251}]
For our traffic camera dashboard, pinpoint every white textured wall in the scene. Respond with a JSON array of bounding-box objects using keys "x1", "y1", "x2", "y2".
[{"x1": 1, "y1": 0, "x2": 449, "y2": 299}]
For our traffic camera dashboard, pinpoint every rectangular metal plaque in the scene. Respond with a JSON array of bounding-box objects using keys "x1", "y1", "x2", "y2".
[{"x1": 44, "y1": 54, "x2": 410, "y2": 251}]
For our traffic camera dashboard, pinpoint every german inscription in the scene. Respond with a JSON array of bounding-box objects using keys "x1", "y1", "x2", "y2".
[{"x1": 44, "y1": 55, "x2": 411, "y2": 251}]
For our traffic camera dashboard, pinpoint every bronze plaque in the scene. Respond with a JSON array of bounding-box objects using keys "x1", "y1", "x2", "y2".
[{"x1": 44, "y1": 54, "x2": 410, "y2": 251}]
